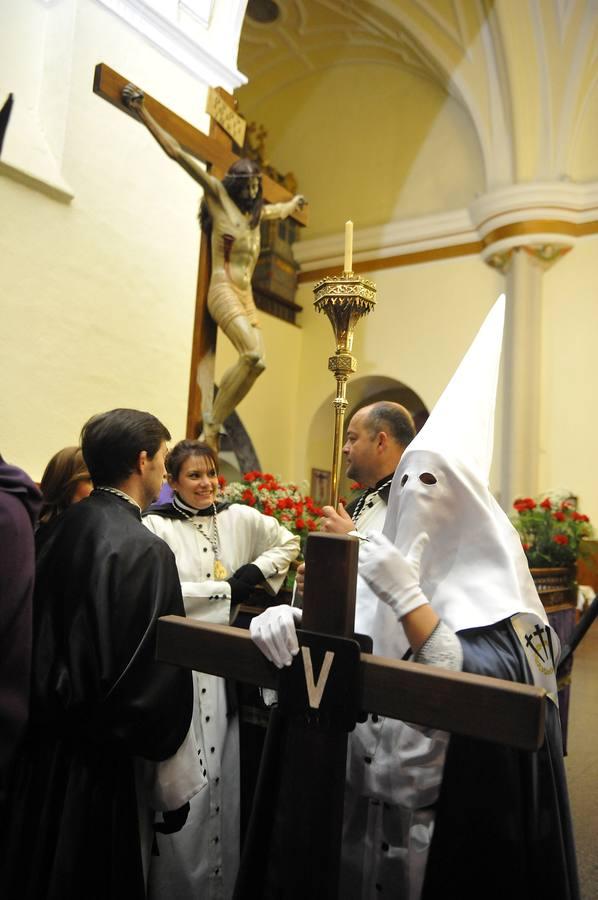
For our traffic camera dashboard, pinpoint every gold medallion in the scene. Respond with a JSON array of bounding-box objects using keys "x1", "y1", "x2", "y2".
[{"x1": 213, "y1": 559, "x2": 228, "y2": 580}]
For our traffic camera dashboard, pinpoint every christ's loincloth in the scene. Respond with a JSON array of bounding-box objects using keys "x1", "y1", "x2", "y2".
[{"x1": 208, "y1": 273, "x2": 260, "y2": 330}]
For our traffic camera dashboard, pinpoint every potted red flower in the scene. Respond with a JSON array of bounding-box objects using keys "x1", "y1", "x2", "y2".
[{"x1": 511, "y1": 495, "x2": 593, "y2": 605}]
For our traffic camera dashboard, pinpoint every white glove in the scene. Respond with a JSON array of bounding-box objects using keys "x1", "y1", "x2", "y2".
[
  {"x1": 250, "y1": 604, "x2": 303, "y2": 669},
  {"x1": 359, "y1": 531, "x2": 429, "y2": 621}
]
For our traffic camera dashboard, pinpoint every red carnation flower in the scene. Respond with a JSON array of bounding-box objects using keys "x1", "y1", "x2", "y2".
[
  {"x1": 296, "y1": 517, "x2": 306, "y2": 530},
  {"x1": 540, "y1": 498, "x2": 552, "y2": 509},
  {"x1": 553, "y1": 534, "x2": 569, "y2": 545},
  {"x1": 553, "y1": 511, "x2": 566, "y2": 522},
  {"x1": 307, "y1": 518, "x2": 317, "y2": 531},
  {"x1": 573, "y1": 512, "x2": 589, "y2": 522},
  {"x1": 514, "y1": 498, "x2": 536, "y2": 512}
]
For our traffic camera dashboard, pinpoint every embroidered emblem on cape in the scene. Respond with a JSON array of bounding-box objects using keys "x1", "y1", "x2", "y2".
[{"x1": 511, "y1": 613, "x2": 559, "y2": 706}]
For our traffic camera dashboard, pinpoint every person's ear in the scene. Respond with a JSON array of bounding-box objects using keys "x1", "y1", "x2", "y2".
[
  {"x1": 167, "y1": 473, "x2": 175, "y2": 487},
  {"x1": 376, "y1": 431, "x2": 388, "y2": 452},
  {"x1": 136, "y1": 450, "x2": 148, "y2": 475}
]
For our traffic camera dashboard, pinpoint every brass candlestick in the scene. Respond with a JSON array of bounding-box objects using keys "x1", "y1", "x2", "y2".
[{"x1": 313, "y1": 271, "x2": 377, "y2": 507}]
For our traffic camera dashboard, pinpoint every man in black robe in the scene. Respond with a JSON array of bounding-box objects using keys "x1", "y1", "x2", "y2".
[{"x1": 0, "y1": 409, "x2": 193, "y2": 900}]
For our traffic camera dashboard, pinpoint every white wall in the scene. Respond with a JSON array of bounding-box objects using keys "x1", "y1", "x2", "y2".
[{"x1": 0, "y1": 0, "x2": 244, "y2": 479}]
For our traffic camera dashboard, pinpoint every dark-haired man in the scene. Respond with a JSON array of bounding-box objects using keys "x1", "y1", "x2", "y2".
[
  {"x1": 122, "y1": 84, "x2": 305, "y2": 450},
  {"x1": 1, "y1": 409, "x2": 193, "y2": 900}
]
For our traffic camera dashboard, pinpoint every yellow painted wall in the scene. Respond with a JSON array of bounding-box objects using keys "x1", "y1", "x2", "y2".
[
  {"x1": 540, "y1": 235, "x2": 598, "y2": 520},
  {"x1": 570, "y1": 83, "x2": 598, "y2": 180},
  {"x1": 239, "y1": 63, "x2": 485, "y2": 239},
  {"x1": 291, "y1": 256, "x2": 504, "y2": 489},
  {"x1": 214, "y1": 312, "x2": 303, "y2": 479}
]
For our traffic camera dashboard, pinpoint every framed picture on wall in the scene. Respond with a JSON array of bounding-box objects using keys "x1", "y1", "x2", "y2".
[{"x1": 310, "y1": 468, "x2": 331, "y2": 506}]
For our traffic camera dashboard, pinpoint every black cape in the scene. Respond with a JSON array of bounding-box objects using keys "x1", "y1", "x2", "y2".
[
  {"x1": 0, "y1": 458, "x2": 41, "y2": 790},
  {"x1": 422, "y1": 618, "x2": 580, "y2": 900},
  {"x1": 0, "y1": 491, "x2": 193, "y2": 900}
]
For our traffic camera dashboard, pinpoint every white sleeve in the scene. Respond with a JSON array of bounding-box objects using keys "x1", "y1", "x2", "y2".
[
  {"x1": 236, "y1": 506, "x2": 300, "y2": 594},
  {"x1": 179, "y1": 580, "x2": 231, "y2": 623}
]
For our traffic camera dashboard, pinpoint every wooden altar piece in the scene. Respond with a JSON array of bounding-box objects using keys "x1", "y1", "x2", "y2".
[
  {"x1": 157, "y1": 533, "x2": 546, "y2": 898},
  {"x1": 92, "y1": 64, "x2": 307, "y2": 438}
]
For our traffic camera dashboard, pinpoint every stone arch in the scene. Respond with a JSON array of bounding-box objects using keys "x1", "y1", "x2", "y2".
[{"x1": 306, "y1": 374, "x2": 428, "y2": 501}]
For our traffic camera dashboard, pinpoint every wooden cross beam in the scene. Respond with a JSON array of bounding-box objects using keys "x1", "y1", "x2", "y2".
[
  {"x1": 156, "y1": 532, "x2": 545, "y2": 898},
  {"x1": 156, "y1": 616, "x2": 545, "y2": 749},
  {"x1": 93, "y1": 63, "x2": 307, "y2": 438}
]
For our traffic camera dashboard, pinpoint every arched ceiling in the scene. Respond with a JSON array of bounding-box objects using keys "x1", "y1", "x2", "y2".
[
  {"x1": 236, "y1": 0, "x2": 487, "y2": 239},
  {"x1": 238, "y1": 0, "x2": 450, "y2": 101},
  {"x1": 235, "y1": 1, "x2": 598, "y2": 243}
]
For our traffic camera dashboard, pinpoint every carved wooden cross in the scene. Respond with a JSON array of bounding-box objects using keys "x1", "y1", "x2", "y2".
[
  {"x1": 93, "y1": 63, "x2": 307, "y2": 438},
  {"x1": 156, "y1": 533, "x2": 546, "y2": 898}
]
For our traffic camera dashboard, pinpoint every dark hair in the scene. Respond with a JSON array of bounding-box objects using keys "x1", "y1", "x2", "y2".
[
  {"x1": 81, "y1": 408, "x2": 170, "y2": 487},
  {"x1": 200, "y1": 158, "x2": 263, "y2": 235},
  {"x1": 364, "y1": 402, "x2": 416, "y2": 448},
  {"x1": 166, "y1": 440, "x2": 218, "y2": 481},
  {"x1": 39, "y1": 446, "x2": 90, "y2": 524}
]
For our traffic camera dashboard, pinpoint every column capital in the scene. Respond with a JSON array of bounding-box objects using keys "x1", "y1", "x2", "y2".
[
  {"x1": 469, "y1": 181, "x2": 597, "y2": 270},
  {"x1": 485, "y1": 242, "x2": 572, "y2": 273}
]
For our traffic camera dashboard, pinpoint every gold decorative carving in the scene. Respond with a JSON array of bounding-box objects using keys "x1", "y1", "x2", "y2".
[{"x1": 328, "y1": 353, "x2": 356, "y2": 375}]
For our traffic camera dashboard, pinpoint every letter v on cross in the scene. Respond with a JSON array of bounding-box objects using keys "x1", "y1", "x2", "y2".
[{"x1": 301, "y1": 647, "x2": 334, "y2": 709}]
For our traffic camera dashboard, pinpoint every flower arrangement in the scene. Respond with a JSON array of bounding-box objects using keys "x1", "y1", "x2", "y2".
[
  {"x1": 511, "y1": 495, "x2": 593, "y2": 569},
  {"x1": 222, "y1": 471, "x2": 324, "y2": 553}
]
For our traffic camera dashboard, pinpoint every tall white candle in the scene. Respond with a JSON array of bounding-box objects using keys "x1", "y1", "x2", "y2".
[{"x1": 344, "y1": 220, "x2": 353, "y2": 273}]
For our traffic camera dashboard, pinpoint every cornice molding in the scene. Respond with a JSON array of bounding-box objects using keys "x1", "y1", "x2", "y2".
[
  {"x1": 94, "y1": 0, "x2": 247, "y2": 90},
  {"x1": 470, "y1": 181, "x2": 598, "y2": 234},
  {"x1": 295, "y1": 181, "x2": 598, "y2": 278},
  {"x1": 294, "y1": 209, "x2": 478, "y2": 273}
]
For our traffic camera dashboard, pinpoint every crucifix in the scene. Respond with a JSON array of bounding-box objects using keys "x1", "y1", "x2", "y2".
[
  {"x1": 93, "y1": 63, "x2": 307, "y2": 450},
  {"x1": 156, "y1": 532, "x2": 546, "y2": 898}
]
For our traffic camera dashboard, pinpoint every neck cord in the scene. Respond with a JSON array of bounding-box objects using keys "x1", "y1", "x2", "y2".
[
  {"x1": 352, "y1": 475, "x2": 394, "y2": 525},
  {"x1": 94, "y1": 486, "x2": 141, "y2": 513},
  {"x1": 172, "y1": 494, "x2": 228, "y2": 579}
]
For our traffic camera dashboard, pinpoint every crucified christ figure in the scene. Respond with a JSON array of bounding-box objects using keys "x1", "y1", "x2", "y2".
[{"x1": 122, "y1": 84, "x2": 306, "y2": 452}]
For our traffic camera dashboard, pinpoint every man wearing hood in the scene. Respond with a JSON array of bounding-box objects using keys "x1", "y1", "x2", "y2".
[{"x1": 250, "y1": 297, "x2": 579, "y2": 899}]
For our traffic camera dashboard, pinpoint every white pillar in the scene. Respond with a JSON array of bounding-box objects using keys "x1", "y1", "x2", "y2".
[{"x1": 500, "y1": 248, "x2": 545, "y2": 506}]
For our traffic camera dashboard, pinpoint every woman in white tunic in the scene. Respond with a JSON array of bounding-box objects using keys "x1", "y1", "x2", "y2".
[{"x1": 143, "y1": 440, "x2": 299, "y2": 900}]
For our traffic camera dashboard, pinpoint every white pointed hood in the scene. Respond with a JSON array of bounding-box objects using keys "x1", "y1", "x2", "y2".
[{"x1": 383, "y1": 295, "x2": 549, "y2": 633}]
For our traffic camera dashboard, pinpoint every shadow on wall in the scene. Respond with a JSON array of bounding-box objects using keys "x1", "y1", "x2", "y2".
[{"x1": 306, "y1": 374, "x2": 428, "y2": 502}]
